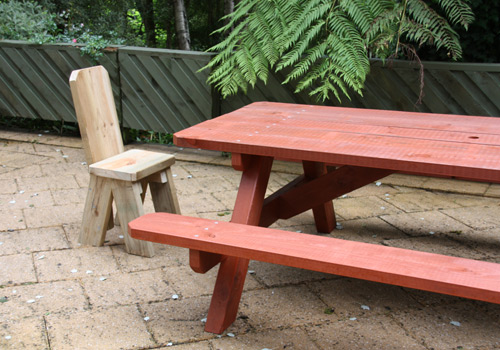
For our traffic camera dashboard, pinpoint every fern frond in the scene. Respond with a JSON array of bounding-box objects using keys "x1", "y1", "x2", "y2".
[
  {"x1": 277, "y1": 20, "x2": 325, "y2": 71},
  {"x1": 281, "y1": 0, "x2": 330, "y2": 51},
  {"x1": 204, "y1": 0, "x2": 474, "y2": 102},
  {"x1": 405, "y1": 0, "x2": 463, "y2": 59},
  {"x1": 365, "y1": 2, "x2": 399, "y2": 42},
  {"x1": 339, "y1": 0, "x2": 374, "y2": 34},
  {"x1": 438, "y1": 0, "x2": 474, "y2": 29},
  {"x1": 366, "y1": 0, "x2": 395, "y2": 18},
  {"x1": 326, "y1": 10, "x2": 369, "y2": 86},
  {"x1": 283, "y1": 42, "x2": 327, "y2": 85}
]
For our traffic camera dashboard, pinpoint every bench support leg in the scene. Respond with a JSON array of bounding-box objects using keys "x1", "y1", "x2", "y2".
[
  {"x1": 190, "y1": 250, "x2": 222, "y2": 273},
  {"x1": 303, "y1": 161, "x2": 336, "y2": 233},
  {"x1": 204, "y1": 155, "x2": 273, "y2": 334}
]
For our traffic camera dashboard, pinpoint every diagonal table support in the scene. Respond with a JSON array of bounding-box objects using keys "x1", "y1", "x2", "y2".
[
  {"x1": 203, "y1": 154, "x2": 274, "y2": 333},
  {"x1": 260, "y1": 165, "x2": 394, "y2": 228}
]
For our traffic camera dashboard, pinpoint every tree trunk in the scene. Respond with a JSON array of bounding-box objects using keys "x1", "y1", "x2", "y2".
[
  {"x1": 173, "y1": 0, "x2": 191, "y2": 50},
  {"x1": 136, "y1": 0, "x2": 157, "y2": 47},
  {"x1": 224, "y1": 0, "x2": 234, "y2": 27}
]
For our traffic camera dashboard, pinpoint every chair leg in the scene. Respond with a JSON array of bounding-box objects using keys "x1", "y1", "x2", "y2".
[
  {"x1": 108, "y1": 207, "x2": 115, "y2": 230},
  {"x1": 80, "y1": 174, "x2": 113, "y2": 246},
  {"x1": 116, "y1": 181, "x2": 148, "y2": 229},
  {"x1": 149, "y1": 168, "x2": 181, "y2": 214},
  {"x1": 111, "y1": 179, "x2": 155, "y2": 257}
]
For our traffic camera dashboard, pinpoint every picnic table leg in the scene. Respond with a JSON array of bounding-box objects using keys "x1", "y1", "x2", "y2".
[
  {"x1": 204, "y1": 154, "x2": 273, "y2": 334},
  {"x1": 302, "y1": 161, "x2": 336, "y2": 233}
]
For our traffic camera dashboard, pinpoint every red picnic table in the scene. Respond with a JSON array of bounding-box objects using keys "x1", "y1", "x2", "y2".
[{"x1": 130, "y1": 101, "x2": 500, "y2": 334}]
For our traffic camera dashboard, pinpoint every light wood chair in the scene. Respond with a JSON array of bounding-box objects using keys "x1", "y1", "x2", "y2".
[{"x1": 70, "y1": 65, "x2": 180, "y2": 257}]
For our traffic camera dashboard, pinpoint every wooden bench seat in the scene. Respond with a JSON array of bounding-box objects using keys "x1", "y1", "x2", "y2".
[{"x1": 129, "y1": 213, "x2": 500, "y2": 320}]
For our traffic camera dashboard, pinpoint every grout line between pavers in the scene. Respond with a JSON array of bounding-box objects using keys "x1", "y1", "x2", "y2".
[
  {"x1": 135, "y1": 303, "x2": 159, "y2": 347},
  {"x1": 42, "y1": 315, "x2": 53, "y2": 350}
]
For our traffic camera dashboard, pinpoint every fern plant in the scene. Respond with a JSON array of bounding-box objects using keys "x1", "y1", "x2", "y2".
[{"x1": 205, "y1": 0, "x2": 474, "y2": 102}]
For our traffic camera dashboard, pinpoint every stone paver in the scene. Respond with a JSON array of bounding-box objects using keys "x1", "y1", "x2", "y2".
[
  {"x1": 166, "y1": 265, "x2": 261, "y2": 298},
  {"x1": 392, "y1": 302, "x2": 500, "y2": 349},
  {"x1": 16, "y1": 174, "x2": 80, "y2": 193},
  {"x1": 386, "y1": 189, "x2": 464, "y2": 212},
  {"x1": 0, "y1": 178, "x2": 17, "y2": 194},
  {"x1": 141, "y1": 296, "x2": 244, "y2": 345},
  {"x1": 178, "y1": 192, "x2": 228, "y2": 213},
  {"x1": 211, "y1": 327, "x2": 320, "y2": 349},
  {"x1": 485, "y1": 183, "x2": 500, "y2": 197},
  {"x1": 0, "y1": 227, "x2": 70, "y2": 255},
  {"x1": 333, "y1": 195, "x2": 402, "y2": 220},
  {"x1": 46, "y1": 305, "x2": 154, "y2": 350},
  {"x1": 441, "y1": 205, "x2": 500, "y2": 229},
  {"x1": 330, "y1": 216, "x2": 407, "y2": 244},
  {"x1": 50, "y1": 187, "x2": 88, "y2": 206},
  {"x1": 306, "y1": 316, "x2": 427, "y2": 350},
  {"x1": 0, "y1": 253, "x2": 37, "y2": 286},
  {"x1": 0, "y1": 317, "x2": 48, "y2": 350},
  {"x1": 34, "y1": 246, "x2": 119, "y2": 282},
  {"x1": 1, "y1": 190, "x2": 54, "y2": 210},
  {"x1": 247, "y1": 261, "x2": 334, "y2": 287},
  {"x1": 0, "y1": 164, "x2": 43, "y2": 181},
  {"x1": 422, "y1": 177, "x2": 490, "y2": 196},
  {"x1": 239, "y1": 285, "x2": 332, "y2": 330},
  {"x1": 112, "y1": 243, "x2": 185, "y2": 273},
  {"x1": 383, "y1": 235, "x2": 486, "y2": 260},
  {"x1": 82, "y1": 269, "x2": 176, "y2": 307},
  {"x1": 309, "y1": 278, "x2": 420, "y2": 319},
  {"x1": 380, "y1": 210, "x2": 471, "y2": 237},
  {"x1": 0, "y1": 280, "x2": 87, "y2": 320},
  {"x1": 23, "y1": 203, "x2": 84, "y2": 228},
  {"x1": 0, "y1": 208, "x2": 26, "y2": 231},
  {"x1": 0, "y1": 131, "x2": 499, "y2": 349}
]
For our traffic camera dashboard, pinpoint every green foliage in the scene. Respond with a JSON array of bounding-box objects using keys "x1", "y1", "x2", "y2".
[
  {"x1": 0, "y1": 0, "x2": 58, "y2": 43},
  {"x1": 122, "y1": 128, "x2": 173, "y2": 145},
  {"x1": 205, "y1": 0, "x2": 474, "y2": 102},
  {"x1": 418, "y1": 0, "x2": 500, "y2": 63},
  {"x1": 0, "y1": 0, "x2": 126, "y2": 61},
  {"x1": 57, "y1": 26, "x2": 125, "y2": 62}
]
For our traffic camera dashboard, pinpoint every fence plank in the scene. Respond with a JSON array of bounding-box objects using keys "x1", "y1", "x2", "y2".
[
  {"x1": 118, "y1": 46, "x2": 212, "y2": 133},
  {"x1": 1, "y1": 41, "x2": 499, "y2": 135},
  {"x1": 0, "y1": 40, "x2": 119, "y2": 123}
]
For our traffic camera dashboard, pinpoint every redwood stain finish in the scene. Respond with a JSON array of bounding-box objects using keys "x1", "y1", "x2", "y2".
[
  {"x1": 302, "y1": 161, "x2": 336, "y2": 233},
  {"x1": 189, "y1": 250, "x2": 222, "y2": 273},
  {"x1": 204, "y1": 154, "x2": 273, "y2": 334},
  {"x1": 132, "y1": 102, "x2": 500, "y2": 334},
  {"x1": 129, "y1": 213, "x2": 500, "y2": 305},
  {"x1": 174, "y1": 102, "x2": 500, "y2": 183}
]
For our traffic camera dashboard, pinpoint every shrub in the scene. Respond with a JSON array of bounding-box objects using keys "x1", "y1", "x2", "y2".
[
  {"x1": 0, "y1": 0, "x2": 58, "y2": 43},
  {"x1": 0, "y1": 0, "x2": 124, "y2": 61}
]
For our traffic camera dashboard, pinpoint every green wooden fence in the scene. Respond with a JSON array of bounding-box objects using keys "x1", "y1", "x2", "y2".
[{"x1": 1, "y1": 40, "x2": 499, "y2": 135}]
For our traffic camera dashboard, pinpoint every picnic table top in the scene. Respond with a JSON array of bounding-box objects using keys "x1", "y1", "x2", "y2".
[{"x1": 174, "y1": 102, "x2": 500, "y2": 182}]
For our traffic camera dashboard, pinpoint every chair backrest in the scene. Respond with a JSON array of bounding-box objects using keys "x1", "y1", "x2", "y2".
[{"x1": 69, "y1": 65, "x2": 124, "y2": 164}]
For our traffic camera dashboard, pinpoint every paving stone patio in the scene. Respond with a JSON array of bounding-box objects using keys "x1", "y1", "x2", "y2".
[{"x1": 0, "y1": 128, "x2": 499, "y2": 350}]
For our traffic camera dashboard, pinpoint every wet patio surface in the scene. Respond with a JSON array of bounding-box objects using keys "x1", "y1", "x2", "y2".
[{"x1": 1, "y1": 129, "x2": 499, "y2": 350}]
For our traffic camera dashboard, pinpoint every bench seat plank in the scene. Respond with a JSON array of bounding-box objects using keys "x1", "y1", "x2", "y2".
[{"x1": 129, "y1": 213, "x2": 500, "y2": 304}]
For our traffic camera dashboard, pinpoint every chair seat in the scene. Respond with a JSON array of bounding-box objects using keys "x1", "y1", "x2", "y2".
[{"x1": 89, "y1": 149, "x2": 176, "y2": 181}]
